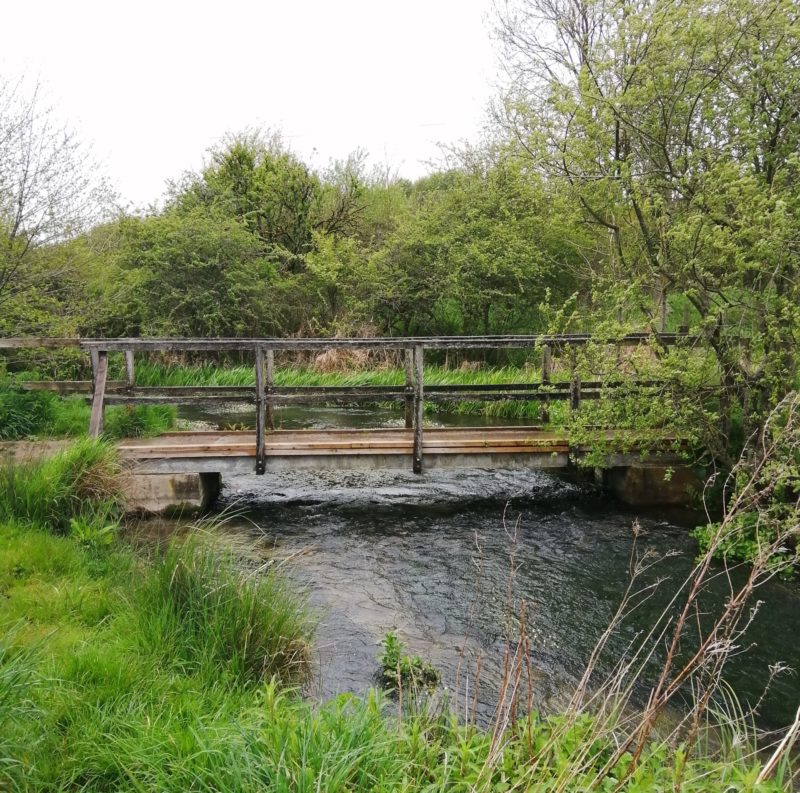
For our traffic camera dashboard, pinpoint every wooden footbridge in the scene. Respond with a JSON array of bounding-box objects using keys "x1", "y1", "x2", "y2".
[{"x1": 2, "y1": 334, "x2": 688, "y2": 480}]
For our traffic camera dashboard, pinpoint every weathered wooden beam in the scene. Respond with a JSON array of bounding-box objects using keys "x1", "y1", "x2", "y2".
[
  {"x1": 255, "y1": 346, "x2": 266, "y2": 475},
  {"x1": 75, "y1": 332, "x2": 689, "y2": 352},
  {"x1": 0, "y1": 337, "x2": 82, "y2": 349},
  {"x1": 569, "y1": 347, "x2": 581, "y2": 413},
  {"x1": 404, "y1": 348, "x2": 414, "y2": 429},
  {"x1": 89, "y1": 350, "x2": 108, "y2": 438},
  {"x1": 413, "y1": 344, "x2": 424, "y2": 474},
  {"x1": 89, "y1": 348, "x2": 99, "y2": 389},
  {"x1": 265, "y1": 348, "x2": 275, "y2": 431},
  {"x1": 20, "y1": 380, "x2": 123, "y2": 393},
  {"x1": 540, "y1": 344, "x2": 551, "y2": 424},
  {"x1": 124, "y1": 350, "x2": 135, "y2": 392}
]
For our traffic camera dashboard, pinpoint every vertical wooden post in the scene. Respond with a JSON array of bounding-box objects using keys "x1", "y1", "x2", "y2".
[
  {"x1": 412, "y1": 344, "x2": 424, "y2": 474},
  {"x1": 540, "y1": 344, "x2": 551, "y2": 424},
  {"x1": 569, "y1": 346, "x2": 581, "y2": 413},
  {"x1": 89, "y1": 350, "x2": 108, "y2": 438},
  {"x1": 124, "y1": 350, "x2": 135, "y2": 393},
  {"x1": 404, "y1": 348, "x2": 414, "y2": 429},
  {"x1": 265, "y1": 348, "x2": 275, "y2": 431},
  {"x1": 89, "y1": 348, "x2": 99, "y2": 389},
  {"x1": 255, "y1": 346, "x2": 266, "y2": 474}
]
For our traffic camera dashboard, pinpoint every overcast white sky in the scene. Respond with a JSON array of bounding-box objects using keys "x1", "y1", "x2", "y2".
[{"x1": 2, "y1": 0, "x2": 499, "y2": 209}]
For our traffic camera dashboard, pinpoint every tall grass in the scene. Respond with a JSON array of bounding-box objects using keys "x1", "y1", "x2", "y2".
[
  {"x1": 0, "y1": 380, "x2": 176, "y2": 440},
  {"x1": 135, "y1": 535, "x2": 313, "y2": 686},
  {"x1": 0, "y1": 634, "x2": 40, "y2": 790},
  {"x1": 0, "y1": 513, "x2": 790, "y2": 790},
  {"x1": 0, "y1": 438, "x2": 122, "y2": 533},
  {"x1": 132, "y1": 362, "x2": 552, "y2": 421}
]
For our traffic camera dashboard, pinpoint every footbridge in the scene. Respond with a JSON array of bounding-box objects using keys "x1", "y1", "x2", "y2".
[{"x1": 1, "y1": 334, "x2": 695, "y2": 510}]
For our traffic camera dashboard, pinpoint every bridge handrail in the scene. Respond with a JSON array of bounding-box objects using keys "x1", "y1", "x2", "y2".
[
  {"x1": 0, "y1": 332, "x2": 693, "y2": 351},
  {"x1": 1, "y1": 333, "x2": 696, "y2": 474}
]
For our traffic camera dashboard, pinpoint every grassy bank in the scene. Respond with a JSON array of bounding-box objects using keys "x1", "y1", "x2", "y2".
[{"x1": 0, "y1": 442, "x2": 791, "y2": 790}]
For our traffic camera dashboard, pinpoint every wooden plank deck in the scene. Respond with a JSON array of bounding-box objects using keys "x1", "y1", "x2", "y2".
[{"x1": 118, "y1": 427, "x2": 679, "y2": 474}]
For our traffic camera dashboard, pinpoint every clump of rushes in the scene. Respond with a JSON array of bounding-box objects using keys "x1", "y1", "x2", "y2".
[
  {"x1": 0, "y1": 438, "x2": 122, "y2": 533},
  {"x1": 379, "y1": 631, "x2": 440, "y2": 693},
  {"x1": 135, "y1": 537, "x2": 313, "y2": 686}
]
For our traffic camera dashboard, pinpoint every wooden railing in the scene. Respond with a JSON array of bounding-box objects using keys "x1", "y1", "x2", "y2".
[{"x1": 0, "y1": 334, "x2": 691, "y2": 475}]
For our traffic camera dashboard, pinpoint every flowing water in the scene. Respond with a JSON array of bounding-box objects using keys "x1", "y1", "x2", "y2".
[{"x1": 183, "y1": 404, "x2": 800, "y2": 729}]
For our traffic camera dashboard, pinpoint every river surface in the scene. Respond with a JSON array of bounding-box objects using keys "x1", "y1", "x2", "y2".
[{"x1": 183, "y1": 404, "x2": 800, "y2": 729}]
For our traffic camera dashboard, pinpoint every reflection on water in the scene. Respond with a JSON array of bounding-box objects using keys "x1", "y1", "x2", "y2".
[
  {"x1": 177, "y1": 403, "x2": 540, "y2": 431},
  {"x1": 218, "y1": 467, "x2": 800, "y2": 729}
]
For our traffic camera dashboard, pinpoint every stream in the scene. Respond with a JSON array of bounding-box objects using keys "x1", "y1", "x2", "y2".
[{"x1": 181, "y1": 403, "x2": 800, "y2": 729}]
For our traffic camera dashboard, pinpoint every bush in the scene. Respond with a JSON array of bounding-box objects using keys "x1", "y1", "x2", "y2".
[{"x1": 0, "y1": 438, "x2": 122, "y2": 533}]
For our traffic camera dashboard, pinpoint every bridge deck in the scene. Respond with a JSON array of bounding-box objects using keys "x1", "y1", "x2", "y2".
[{"x1": 119, "y1": 427, "x2": 675, "y2": 474}]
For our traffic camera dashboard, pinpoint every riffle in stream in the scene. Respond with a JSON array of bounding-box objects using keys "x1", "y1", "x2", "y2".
[{"x1": 172, "y1": 403, "x2": 800, "y2": 729}]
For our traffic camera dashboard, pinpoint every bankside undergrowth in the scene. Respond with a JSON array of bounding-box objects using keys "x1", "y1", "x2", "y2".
[
  {"x1": 0, "y1": 378, "x2": 175, "y2": 440},
  {"x1": 0, "y1": 426, "x2": 796, "y2": 789}
]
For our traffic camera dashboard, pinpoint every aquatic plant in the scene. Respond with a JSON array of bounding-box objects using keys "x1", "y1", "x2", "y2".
[{"x1": 379, "y1": 631, "x2": 440, "y2": 693}]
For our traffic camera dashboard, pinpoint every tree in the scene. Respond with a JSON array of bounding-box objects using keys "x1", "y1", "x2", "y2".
[
  {"x1": 496, "y1": 0, "x2": 800, "y2": 451},
  {"x1": 89, "y1": 209, "x2": 277, "y2": 338},
  {"x1": 0, "y1": 78, "x2": 112, "y2": 311}
]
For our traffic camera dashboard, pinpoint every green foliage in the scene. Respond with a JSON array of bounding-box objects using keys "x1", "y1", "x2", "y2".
[
  {"x1": 0, "y1": 378, "x2": 176, "y2": 440},
  {"x1": 693, "y1": 394, "x2": 800, "y2": 569},
  {"x1": 0, "y1": 438, "x2": 122, "y2": 534},
  {"x1": 68, "y1": 516, "x2": 117, "y2": 552},
  {"x1": 0, "y1": 634, "x2": 40, "y2": 789},
  {"x1": 378, "y1": 631, "x2": 440, "y2": 693},
  {"x1": 0, "y1": 385, "x2": 55, "y2": 439}
]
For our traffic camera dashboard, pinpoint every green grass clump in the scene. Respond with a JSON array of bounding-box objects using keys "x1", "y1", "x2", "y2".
[
  {"x1": 0, "y1": 386, "x2": 56, "y2": 439},
  {"x1": 0, "y1": 438, "x2": 122, "y2": 533},
  {"x1": 0, "y1": 380, "x2": 176, "y2": 440},
  {"x1": 135, "y1": 538, "x2": 313, "y2": 686}
]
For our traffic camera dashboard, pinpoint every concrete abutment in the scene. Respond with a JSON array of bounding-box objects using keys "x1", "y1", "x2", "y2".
[{"x1": 125, "y1": 471, "x2": 221, "y2": 516}]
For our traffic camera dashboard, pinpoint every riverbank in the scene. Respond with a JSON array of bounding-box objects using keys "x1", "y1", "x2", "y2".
[{"x1": 0, "y1": 441, "x2": 794, "y2": 790}]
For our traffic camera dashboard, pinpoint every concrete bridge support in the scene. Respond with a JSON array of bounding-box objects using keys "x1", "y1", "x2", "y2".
[
  {"x1": 597, "y1": 464, "x2": 700, "y2": 507},
  {"x1": 125, "y1": 472, "x2": 221, "y2": 515}
]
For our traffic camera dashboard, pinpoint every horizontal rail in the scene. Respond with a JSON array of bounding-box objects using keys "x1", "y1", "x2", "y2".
[
  {"x1": 1, "y1": 332, "x2": 692, "y2": 352},
  {"x1": 19, "y1": 380, "x2": 675, "y2": 406}
]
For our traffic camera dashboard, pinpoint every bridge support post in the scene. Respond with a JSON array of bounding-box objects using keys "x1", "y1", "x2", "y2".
[
  {"x1": 265, "y1": 349, "x2": 275, "y2": 431},
  {"x1": 124, "y1": 350, "x2": 135, "y2": 393},
  {"x1": 255, "y1": 346, "x2": 266, "y2": 475},
  {"x1": 569, "y1": 347, "x2": 581, "y2": 413},
  {"x1": 540, "y1": 344, "x2": 551, "y2": 424},
  {"x1": 89, "y1": 350, "x2": 108, "y2": 438},
  {"x1": 412, "y1": 344, "x2": 424, "y2": 474},
  {"x1": 404, "y1": 348, "x2": 414, "y2": 429}
]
